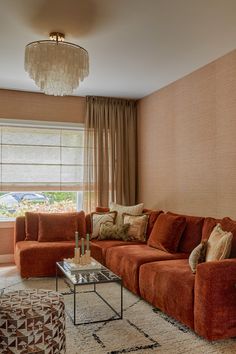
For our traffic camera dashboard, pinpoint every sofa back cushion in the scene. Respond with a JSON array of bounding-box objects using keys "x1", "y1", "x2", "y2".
[
  {"x1": 143, "y1": 209, "x2": 163, "y2": 239},
  {"x1": 96, "y1": 206, "x2": 110, "y2": 213},
  {"x1": 38, "y1": 211, "x2": 86, "y2": 242},
  {"x1": 167, "y1": 212, "x2": 205, "y2": 254},
  {"x1": 202, "y1": 216, "x2": 236, "y2": 258},
  {"x1": 15, "y1": 216, "x2": 26, "y2": 243},
  {"x1": 201, "y1": 217, "x2": 222, "y2": 241},
  {"x1": 25, "y1": 211, "x2": 86, "y2": 242},
  {"x1": 147, "y1": 213, "x2": 186, "y2": 253},
  {"x1": 25, "y1": 212, "x2": 39, "y2": 241},
  {"x1": 221, "y1": 217, "x2": 236, "y2": 258}
]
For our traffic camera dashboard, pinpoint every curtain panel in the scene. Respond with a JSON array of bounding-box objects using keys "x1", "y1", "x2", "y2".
[{"x1": 83, "y1": 96, "x2": 137, "y2": 212}]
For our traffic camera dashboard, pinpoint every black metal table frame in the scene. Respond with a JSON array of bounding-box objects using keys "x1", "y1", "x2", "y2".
[{"x1": 56, "y1": 263, "x2": 123, "y2": 326}]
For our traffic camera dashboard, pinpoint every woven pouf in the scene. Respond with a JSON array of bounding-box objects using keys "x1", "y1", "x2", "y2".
[{"x1": 0, "y1": 289, "x2": 66, "y2": 354}]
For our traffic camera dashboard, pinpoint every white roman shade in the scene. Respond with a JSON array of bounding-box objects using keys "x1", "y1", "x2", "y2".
[{"x1": 0, "y1": 121, "x2": 84, "y2": 191}]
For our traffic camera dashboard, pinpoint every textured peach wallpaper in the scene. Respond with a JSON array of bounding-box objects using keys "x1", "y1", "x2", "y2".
[
  {"x1": 0, "y1": 89, "x2": 85, "y2": 123},
  {"x1": 0, "y1": 226, "x2": 14, "y2": 256},
  {"x1": 138, "y1": 49, "x2": 236, "y2": 218}
]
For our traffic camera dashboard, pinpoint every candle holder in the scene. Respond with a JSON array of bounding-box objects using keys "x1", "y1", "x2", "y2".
[
  {"x1": 73, "y1": 248, "x2": 91, "y2": 265},
  {"x1": 74, "y1": 248, "x2": 80, "y2": 264}
]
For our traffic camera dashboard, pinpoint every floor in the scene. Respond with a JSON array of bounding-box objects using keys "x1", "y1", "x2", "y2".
[{"x1": 0, "y1": 262, "x2": 22, "y2": 290}]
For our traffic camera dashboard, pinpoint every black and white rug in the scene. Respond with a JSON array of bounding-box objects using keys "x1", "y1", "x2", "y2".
[{"x1": 1, "y1": 269, "x2": 236, "y2": 354}]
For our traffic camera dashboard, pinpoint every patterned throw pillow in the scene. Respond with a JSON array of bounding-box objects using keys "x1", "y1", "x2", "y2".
[
  {"x1": 205, "y1": 223, "x2": 233, "y2": 262},
  {"x1": 109, "y1": 202, "x2": 144, "y2": 226},
  {"x1": 91, "y1": 211, "x2": 117, "y2": 239},
  {"x1": 189, "y1": 241, "x2": 208, "y2": 273},
  {"x1": 98, "y1": 223, "x2": 130, "y2": 241},
  {"x1": 123, "y1": 213, "x2": 149, "y2": 242}
]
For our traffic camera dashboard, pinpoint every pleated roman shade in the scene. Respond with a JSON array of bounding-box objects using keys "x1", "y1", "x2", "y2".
[{"x1": 0, "y1": 121, "x2": 84, "y2": 191}]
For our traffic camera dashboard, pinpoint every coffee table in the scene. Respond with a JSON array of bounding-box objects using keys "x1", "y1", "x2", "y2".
[{"x1": 56, "y1": 261, "x2": 123, "y2": 325}]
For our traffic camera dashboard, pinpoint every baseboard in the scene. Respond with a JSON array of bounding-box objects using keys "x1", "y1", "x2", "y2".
[{"x1": 0, "y1": 254, "x2": 14, "y2": 264}]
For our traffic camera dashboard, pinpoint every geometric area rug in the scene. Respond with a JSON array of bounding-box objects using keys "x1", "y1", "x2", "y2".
[{"x1": 1, "y1": 270, "x2": 236, "y2": 353}]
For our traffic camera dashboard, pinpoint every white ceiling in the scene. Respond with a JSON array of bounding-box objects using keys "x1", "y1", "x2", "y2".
[{"x1": 0, "y1": 0, "x2": 236, "y2": 99}]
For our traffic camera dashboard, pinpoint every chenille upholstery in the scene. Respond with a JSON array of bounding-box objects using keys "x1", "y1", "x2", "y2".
[
  {"x1": 106, "y1": 244, "x2": 188, "y2": 294},
  {"x1": 139, "y1": 259, "x2": 195, "y2": 329},
  {"x1": 90, "y1": 240, "x2": 143, "y2": 265},
  {"x1": 15, "y1": 240, "x2": 75, "y2": 277},
  {"x1": 167, "y1": 212, "x2": 205, "y2": 253},
  {"x1": 194, "y1": 258, "x2": 236, "y2": 340},
  {"x1": 14, "y1": 210, "x2": 236, "y2": 341}
]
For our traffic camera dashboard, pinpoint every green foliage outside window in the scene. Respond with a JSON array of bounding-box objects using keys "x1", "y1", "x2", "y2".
[{"x1": 0, "y1": 192, "x2": 78, "y2": 219}]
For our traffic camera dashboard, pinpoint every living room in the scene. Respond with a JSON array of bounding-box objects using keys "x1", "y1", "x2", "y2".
[{"x1": 1, "y1": 0, "x2": 236, "y2": 353}]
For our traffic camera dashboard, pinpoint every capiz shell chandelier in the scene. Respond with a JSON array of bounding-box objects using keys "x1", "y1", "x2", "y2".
[{"x1": 24, "y1": 32, "x2": 89, "y2": 96}]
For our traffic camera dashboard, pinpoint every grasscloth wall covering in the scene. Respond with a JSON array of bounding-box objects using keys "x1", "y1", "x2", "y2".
[
  {"x1": 138, "y1": 49, "x2": 236, "y2": 219},
  {"x1": 0, "y1": 89, "x2": 85, "y2": 123}
]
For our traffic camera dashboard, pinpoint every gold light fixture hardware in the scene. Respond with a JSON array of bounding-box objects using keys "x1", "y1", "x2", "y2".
[{"x1": 49, "y1": 32, "x2": 65, "y2": 42}]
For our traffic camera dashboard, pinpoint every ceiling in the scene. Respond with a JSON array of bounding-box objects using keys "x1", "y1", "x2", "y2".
[{"x1": 0, "y1": 0, "x2": 236, "y2": 99}]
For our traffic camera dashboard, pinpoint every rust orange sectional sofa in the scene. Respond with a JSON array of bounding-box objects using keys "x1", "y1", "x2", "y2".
[{"x1": 14, "y1": 209, "x2": 236, "y2": 341}]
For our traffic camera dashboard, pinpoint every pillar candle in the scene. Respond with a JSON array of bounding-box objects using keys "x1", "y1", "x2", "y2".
[
  {"x1": 75, "y1": 231, "x2": 79, "y2": 249},
  {"x1": 86, "y1": 234, "x2": 90, "y2": 252},
  {"x1": 81, "y1": 238, "x2": 84, "y2": 255}
]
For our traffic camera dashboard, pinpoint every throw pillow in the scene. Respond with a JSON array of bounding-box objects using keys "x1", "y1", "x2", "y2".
[
  {"x1": 38, "y1": 212, "x2": 80, "y2": 242},
  {"x1": 147, "y1": 213, "x2": 186, "y2": 253},
  {"x1": 167, "y1": 211, "x2": 205, "y2": 254},
  {"x1": 98, "y1": 223, "x2": 130, "y2": 241},
  {"x1": 25, "y1": 212, "x2": 39, "y2": 241},
  {"x1": 109, "y1": 202, "x2": 144, "y2": 226},
  {"x1": 205, "y1": 223, "x2": 233, "y2": 262},
  {"x1": 189, "y1": 241, "x2": 208, "y2": 273},
  {"x1": 123, "y1": 213, "x2": 149, "y2": 242},
  {"x1": 91, "y1": 211, "x2": 117, "y2": 239}
]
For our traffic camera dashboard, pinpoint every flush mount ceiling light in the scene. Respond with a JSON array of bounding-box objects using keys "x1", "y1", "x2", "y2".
[{"x1": 24, "y1": 32, "x2": 89, "y2": 96}]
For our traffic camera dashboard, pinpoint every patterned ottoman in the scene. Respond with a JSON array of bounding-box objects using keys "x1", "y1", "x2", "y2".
[{"x1": 0, "y1": 289, "x2": 66, "y2": 353}]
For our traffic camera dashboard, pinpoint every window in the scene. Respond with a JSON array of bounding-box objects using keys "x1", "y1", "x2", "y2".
[{"x1": 0, "y1": 120, "x2": 84, "y2": 220}]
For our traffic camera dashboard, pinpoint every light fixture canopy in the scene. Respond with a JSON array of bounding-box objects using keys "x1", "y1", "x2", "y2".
[{"x1": 24, "y1": 32, "x2": 89, "y2": 96}]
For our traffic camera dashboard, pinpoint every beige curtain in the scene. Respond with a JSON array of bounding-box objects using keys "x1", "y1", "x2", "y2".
[{"x1": 83, "y1": 96, "x2": 137, "y2": 212}]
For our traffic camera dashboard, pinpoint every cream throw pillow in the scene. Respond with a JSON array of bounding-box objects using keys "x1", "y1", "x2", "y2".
[
  {"x1": 123, "y1": 213, "x2": 148, "y2": 242},
  {"x1": 205, "y1": 223, "x2": 233, "y2": 262},
  {"x1": 91, "y1": 212, "x2": 117, "y2": 239},
  {"x1": 110, "y1": 202, "x2": 144, "y2": 226},
  {"x1": 189, "y1": 241, "x2": 208, "y2": 273}
]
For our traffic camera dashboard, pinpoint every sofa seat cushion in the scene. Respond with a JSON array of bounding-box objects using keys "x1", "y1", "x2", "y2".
[
  {"x1": 105, "y1": 245, "x2": 188, "y2": 295},
  {"x1": 90, "y1": 240, "x2": 143, "y2": 265},
  {"x1": 15, "y1": 241, "x2": 75, "y2": 278},
  {"x1": 139, "y1": 259, "x2": 195, "y2": 329}
]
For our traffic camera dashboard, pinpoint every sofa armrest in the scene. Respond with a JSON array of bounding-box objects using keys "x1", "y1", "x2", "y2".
[
  {"x1": 14, "y1": 216, "x2": 26, "y2": 244},
  {"x1": 194, "y1": 259, "x2": 236, "y2": 340}
]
